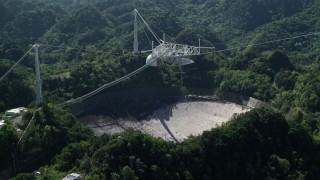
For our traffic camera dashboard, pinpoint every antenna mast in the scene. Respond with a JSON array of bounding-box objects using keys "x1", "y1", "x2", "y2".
[{"x1": 133, "y1": 9, "x2": 139, "y2": 54}]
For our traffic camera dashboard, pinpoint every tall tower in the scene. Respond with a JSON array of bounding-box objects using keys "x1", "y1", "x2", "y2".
[
  {"x1": 34, "y1": 44, "x2": 43, "y2": 104},
  {"x1": 133, "y1": 9, "x2": 139, "y2": 54}
]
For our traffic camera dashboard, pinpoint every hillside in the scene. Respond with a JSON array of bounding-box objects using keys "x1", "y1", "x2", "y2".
[
  {"x1": 0, "y1": 0, "x2": 317, "y2": 51},
  {"x1": 1, "y1": 0, "x2": 320, "y2": 179},
  {"x1": 0, "y1": 0, "x2": 319, "y2": 116},
  {"x1": 0, "y1": 0, "x2": 318, "y2": 104}
]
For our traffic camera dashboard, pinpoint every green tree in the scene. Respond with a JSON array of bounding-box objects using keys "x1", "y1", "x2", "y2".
[
  {"x1": 0, "y1": 124, "x2": 19, "y2": 170},
  {"x1": 121, "y1": 166, "x2": 138, "y2": 180}
]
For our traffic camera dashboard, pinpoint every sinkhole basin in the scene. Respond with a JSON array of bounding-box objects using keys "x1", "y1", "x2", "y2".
[{"x1": 78, "y1": 99, "x2": 251, "y2": 142}]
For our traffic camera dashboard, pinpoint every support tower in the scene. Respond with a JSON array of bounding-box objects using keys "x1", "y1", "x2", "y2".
[{"x1": 34, "y1": 44, "x2": 43, "y2": 104}]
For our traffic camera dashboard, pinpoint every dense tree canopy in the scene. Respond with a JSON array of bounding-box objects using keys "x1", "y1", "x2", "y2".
[
  {"x1": 1, "y1": 0, "x2": 320, "y2": 179},
  {"x1": 11, "y1": 109, "x2": 319, "y2": 179}
]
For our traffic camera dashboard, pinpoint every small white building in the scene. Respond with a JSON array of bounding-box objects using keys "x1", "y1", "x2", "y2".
[
  {"x1": 62, "y1": 173, "x2": 81, "y2": 180},
  {"x1": 5, "y1": 107, "x2": 27, "y2": 116},
  {"x1": 0, "y1": 120, "x2": 5, "y2": 129}
]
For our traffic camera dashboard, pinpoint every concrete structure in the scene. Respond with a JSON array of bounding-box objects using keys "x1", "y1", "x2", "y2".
[
  {"x1": 247, "y1": 97, "x2": 269, "y2": 109},
  {"x1": 80, "y1": 100, "x2": 251, "y2": 142},
  {"x1": 4, "y1": 107, "x2": 27, "y2": 117},
  {"x1": 62, "y1": 173, "x2": 81, "y2": 180},
  {"x1": 0, "y1": 120, "x2": 5, "y2": 129},
  {"x1": 34, "y1": 44, "x2": 43, "y2": 104}
]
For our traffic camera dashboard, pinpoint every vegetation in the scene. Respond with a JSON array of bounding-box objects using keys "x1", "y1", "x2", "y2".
[
  {"x1": 0, "y1": 0, "x2": 320, "y2": 179},
  {"x1": 0, "y1": 45, "x2": 34, "y2": 112},
  {"x1": 9, "y1": 109, "x2": 320, "y2": 179},
  {"x1": 0, "y1": 104, "x2": 92, "y2": 178}
]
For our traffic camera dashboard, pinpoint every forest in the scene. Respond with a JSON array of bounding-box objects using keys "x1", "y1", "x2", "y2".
[{"x1": 0, "y1": 0, "x2": 320, "y2": 179}]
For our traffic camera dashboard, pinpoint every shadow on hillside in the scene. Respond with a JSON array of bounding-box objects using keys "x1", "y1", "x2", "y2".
[
  {"x1": 79, "y1": 97, "x2": 178, "y2": 121},
  {"x1": 80, "y1": 97, "x2": 180, "y2": 142}
]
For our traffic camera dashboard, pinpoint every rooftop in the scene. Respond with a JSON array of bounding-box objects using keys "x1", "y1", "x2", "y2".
[
  {"x1": 62, "y1": 173, "x2": 81, "y2": 180},
  {"x1": 5, "y1": 107, "x2": 27, "y2": 116},
  {"x1": 0, "y1": 120, "x2": 6, "y2": 129}
]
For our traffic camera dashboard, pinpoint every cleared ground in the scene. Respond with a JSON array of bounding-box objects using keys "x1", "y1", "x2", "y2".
[{"x1": 79, "y1": 100, "x2": 251, "y2": 142}]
